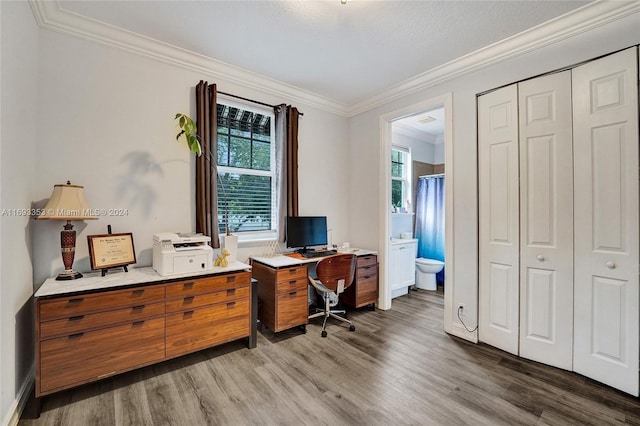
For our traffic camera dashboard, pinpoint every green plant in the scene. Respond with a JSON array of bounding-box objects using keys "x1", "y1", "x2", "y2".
[
  {"x1": 174, "y1": 112, "x2": 230, "y2": 235},
  {"x1": 175, "y1": 113, "x2": 202, "y2": 156}
]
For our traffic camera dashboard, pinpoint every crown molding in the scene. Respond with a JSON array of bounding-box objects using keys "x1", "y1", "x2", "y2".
[
  {"x1": 347, "y1": 0, "x2": 640, "y2": 116},
  {"x1": 28, "y1": 0, "x2": 351, "y2": 116},
  {"x1": 29, "y1": 1, "x2": 640, "y2": 118}
]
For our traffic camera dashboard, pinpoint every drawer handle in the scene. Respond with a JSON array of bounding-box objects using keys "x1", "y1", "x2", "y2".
[
  {"x1": 226, "y1": 275, "x2": 236, "y2": 283},
  {"x1": 363, "y1": 266, "x2": 372, "y2": 270},
  {"x1": 227, "y1": 301, "x2": 236, "y2": 308},
  {"x1": 132, "y1": 289, "x2": 145, "y2": 296},
  {"x1": 68, "y1": 298, "x2": 84, "y2": 304},
  {"x1": 69, "y1": 332, "x2": 84, "y2": 339},
  {"x1": 69, "y1": 315, "x2": 84, "y2": 321},
  {"x1": 132, "y1": 305, "x2": 146, "y2": 311},
  {"x1": 289, "y1": 280, "x2": 297, "y2": 285},
  {"x1": 132, "y1": 320, "x2": 145, "y2": 327},
  {"x1": 363, "y1": 276, "x2": 371, "y2": 279},
  {"x1": 227, "y1": 288, "x2": 236, "y2": 295},
  {"x1": 183, "y1": 296, "x2": 195, "y2": 303},
  {"x1": 289, "y1": 291, "x2": 297, "y2": 296},
  {"x1": 289, "y1": 269, "x2": 297, "y2": 274},
  {"x1": 184, "y1": 310, "x2": 194, "y2": 317},
  {"x1": 183, "y1": 282, "x2": 195, "y2": 289}
]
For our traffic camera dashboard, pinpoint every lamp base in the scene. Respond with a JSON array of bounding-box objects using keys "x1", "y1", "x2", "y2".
[{"x1": 56, "y1": 270, "x2": 83, "y2": 280}]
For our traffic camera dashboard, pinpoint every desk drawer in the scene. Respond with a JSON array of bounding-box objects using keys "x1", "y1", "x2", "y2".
[
  {"x1": 39, "y1": 317, "x2": 165, "y2": 395},
  {"x1": 40, "y1": 301, "x2": 165, "y2": 339},
  {"x1": 166, "y1": 299, "x2": 250, "y2": 358},
  {"x1": 166, "y1": 272, "x2": 249, "y2": 298},
  {"x1": 39, "y1": 285, "x2": 165, "y2": 321},
  {"x1": 275, "y1": 266, "x2": 307, "y2": 283},
  {"x1": 165, "y1": 287, "x2": 249, "y2": 313},
  {"x1": 275, "y1": 276, "x2": 308, "y2": 294},
  {"x1": 357, "y1": 263, "x2": 378, "y2": 281},
  {"x1": 356, "y1": 276, "x2": 378, "y2": 304},
  {"x1": 276, "y1": 289, "x2": 308, "y2": 331},
  {"x1": 357, "y1": 255, "x2": 377, "y2": 268}
]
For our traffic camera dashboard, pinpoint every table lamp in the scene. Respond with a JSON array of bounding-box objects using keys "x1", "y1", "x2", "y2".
[{"x1": 37, "y1": 181, "x2": 98, "y2": 280}]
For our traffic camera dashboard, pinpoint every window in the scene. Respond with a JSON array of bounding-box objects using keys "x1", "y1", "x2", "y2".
[
  {"x1": 391, "y1": 147, "x2": 411, "y2": 211},
  {"x1": 216, "y1": 101, "x2": 276, "y2": 237}
]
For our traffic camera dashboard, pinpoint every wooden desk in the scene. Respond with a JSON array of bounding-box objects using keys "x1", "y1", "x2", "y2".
[
  {"x1": 34, "y1": 264, "x2": 256, "y2": 401},
  {"x1": 251, "y1": 250, "x2": 378, "y2": 333}
]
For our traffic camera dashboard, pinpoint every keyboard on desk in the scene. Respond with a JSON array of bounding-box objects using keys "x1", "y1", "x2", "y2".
[{"x1": 300, "y1": 250, "x2": 337, "y2": 259}]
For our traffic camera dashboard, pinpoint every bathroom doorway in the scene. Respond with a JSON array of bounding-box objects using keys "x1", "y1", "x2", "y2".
[{"x1": 378, "y1": 94, "x2": 454, "y2": 331}]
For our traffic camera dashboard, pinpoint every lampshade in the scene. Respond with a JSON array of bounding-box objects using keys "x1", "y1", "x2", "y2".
[{"x1": 37, "y1": 181, "x2": 98, "y2": 221}]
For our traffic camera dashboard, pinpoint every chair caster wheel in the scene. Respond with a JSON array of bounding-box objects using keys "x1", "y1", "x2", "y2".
[
  {"x1": 321, "y1": 330, "x2": 327, "y2": 338},
  {"x1": 349, "y1": 325, "x2": 356, "y2": 332}
]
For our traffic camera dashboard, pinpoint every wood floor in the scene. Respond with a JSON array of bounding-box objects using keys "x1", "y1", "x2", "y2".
[{"x1": 21, "y1": 288, "x2": 640, "y2": 426}]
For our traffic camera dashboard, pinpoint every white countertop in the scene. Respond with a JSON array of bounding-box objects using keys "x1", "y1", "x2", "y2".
[
  {"x1": 252, "y1": 248, "x2": 377, "y2": 269},
  {"x1": 391, "y1": 238, "x2": 418, "y2": 245},
  {"x1": 35, "y1": 262, "x2": 252, "y2": 298}
]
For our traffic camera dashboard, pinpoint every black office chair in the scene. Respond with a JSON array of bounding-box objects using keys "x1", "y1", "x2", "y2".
[{"x1": 308, "y1": 253, "x2": 357, "y2": 337}]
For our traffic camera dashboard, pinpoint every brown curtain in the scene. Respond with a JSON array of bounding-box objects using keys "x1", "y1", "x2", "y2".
[
  {"x1": 277, "y1": 104, "x2": 300, "y2": 242},
  {"x1": 195, "y1": 81, "x2": 220, "y2": 248}
]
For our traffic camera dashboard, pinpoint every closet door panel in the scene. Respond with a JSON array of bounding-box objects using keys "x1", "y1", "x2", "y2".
[
  {"x1": 573, "y1": 47, "x2": 639, "y2": 396},
  {"x1": 518, "y1": 71, "x2": 573, "y2": 370},
  {"x1": 478, "y1": 84, "x2": 519, "y2": 355}
]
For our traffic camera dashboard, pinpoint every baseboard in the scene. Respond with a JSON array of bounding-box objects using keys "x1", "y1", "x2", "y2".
[{"x1": 1, "y1": 365, "x2": 35, "y2": 426}]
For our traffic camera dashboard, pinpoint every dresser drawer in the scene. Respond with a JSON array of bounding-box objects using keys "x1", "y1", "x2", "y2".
[
  {"x1": 275, "y1": 276, "x2": 308, "y2": 294},
  {"x1": 275, "y1": 266, "x2": 307, "y2": 283},
  {"x1": 165, "y1": 286, "x2": 250, "y2": 313},
  {"x1": 39, "y1": 285, "x2": 165, "y2": 321},
  {"x1": 40, "y1": 301, "x2": 165, "y2": 339},
  {"x1": 165, "y1": 272, "x2": 249, "y2": 299},
  {"x1": 166, "y1": 299, "x2": 250, "y2": 358},
  {"x1": 275, "y1": 289, "x2": 308, "y2": 331},
  {"x1": 357, "y1": 255, "x2": 377, "y2": 268},
  {"x1": 39, "y1": 317, "x2": 165, "y2": 395}
]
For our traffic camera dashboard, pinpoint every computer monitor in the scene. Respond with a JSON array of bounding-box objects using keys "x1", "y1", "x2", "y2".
[{"x1": 286, "y1": 216, "x2": 328, "y2": 253}]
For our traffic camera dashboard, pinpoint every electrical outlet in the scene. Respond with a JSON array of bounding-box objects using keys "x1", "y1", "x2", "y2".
[{"x1": 457, "y1": 303, "x2": 465, "y2": 314}]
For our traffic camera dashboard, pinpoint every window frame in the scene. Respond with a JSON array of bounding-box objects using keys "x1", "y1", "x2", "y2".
[
  {"x1": 391, "y1": 146, "x2": 412, "y2": 212},
  {"x1": 216, "y1": 96, "x2": 278, "y2": 242}
]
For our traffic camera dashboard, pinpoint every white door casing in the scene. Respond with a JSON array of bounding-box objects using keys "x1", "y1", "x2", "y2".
[
  {"x1": 573, "y1": 47, "x2": 639, "y2": 396},
  {"x1": 478, "y1": 84, "x2": 520, "y2": 355},
  {"x1": 518, "y1": 71, "x2": 574, "y2": 370}
]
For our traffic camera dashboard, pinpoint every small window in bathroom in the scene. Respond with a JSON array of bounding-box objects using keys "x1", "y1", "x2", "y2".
[{"x1": 392, "y1": 146, "x2": 411, "y2": 212}]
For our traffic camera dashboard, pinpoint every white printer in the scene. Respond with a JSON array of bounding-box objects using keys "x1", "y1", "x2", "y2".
[{"x1": 153, "y1": 232, "x2": 213, "y2": 276}]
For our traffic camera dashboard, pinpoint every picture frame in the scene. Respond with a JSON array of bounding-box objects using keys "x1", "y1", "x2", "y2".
[{"x1": 87, "y1": 232, "x2": 136, "y2": 271}]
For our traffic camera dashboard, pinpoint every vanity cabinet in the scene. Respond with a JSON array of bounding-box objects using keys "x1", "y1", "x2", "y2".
[
  {"x1": 35, "y1": 266, "x2": 255, "y2": 398},
  {"x1": 390, "y1": 240, "x2": 417, "y2": 294}
]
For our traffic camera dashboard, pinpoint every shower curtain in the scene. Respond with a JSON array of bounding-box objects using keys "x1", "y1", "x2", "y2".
[{"x1": 415, "y1": 175, "x2": 445, "y2": 283}]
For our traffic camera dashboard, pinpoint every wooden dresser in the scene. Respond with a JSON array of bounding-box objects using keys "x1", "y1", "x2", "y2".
[
  {"x1": 34, "y1": 265, "x2": 256, "y2": 399},
  {"x1": 342, "y1": 253, "x2": 378, "y2": 309}
]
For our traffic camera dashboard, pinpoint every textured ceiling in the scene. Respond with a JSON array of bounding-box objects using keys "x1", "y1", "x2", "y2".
[{"x1": 59, "y1": 0, "x2": 591, "y2": 106}]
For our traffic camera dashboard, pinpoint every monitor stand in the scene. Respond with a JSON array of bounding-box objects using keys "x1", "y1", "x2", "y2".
[{"x1": 296, "y1": 247, "x2": 315, "y2": 255}]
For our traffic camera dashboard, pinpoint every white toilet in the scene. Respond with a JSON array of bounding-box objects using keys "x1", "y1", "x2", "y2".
[{"x1": 415, "y1": 258, "x2": 444, "y2": 291}]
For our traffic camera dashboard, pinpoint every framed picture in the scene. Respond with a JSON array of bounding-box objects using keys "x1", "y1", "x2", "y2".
[{"x1": 87, "y1": 233, "x2": 136, "y2": 270}]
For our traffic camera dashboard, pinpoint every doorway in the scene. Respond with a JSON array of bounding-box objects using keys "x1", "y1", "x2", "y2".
[{"x1": 378, "y1": 93, "x2": 454, "y2": 331}]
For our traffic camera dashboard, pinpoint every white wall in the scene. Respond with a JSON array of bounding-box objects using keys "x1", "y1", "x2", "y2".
[
  {"x1": 0, "y1": 2, "x2": 39, "y2": 425},
  {"x1": 347, "y1": 13, "x2": 640, "y2": 340},
  {"x1": 391, "y1": 130, "x2": 435, "y2": 164}
]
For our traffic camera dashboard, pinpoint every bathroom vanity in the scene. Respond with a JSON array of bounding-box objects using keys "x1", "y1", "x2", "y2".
[{"x1": 389, "y1": 238, "x2": 418, "y2": 298}]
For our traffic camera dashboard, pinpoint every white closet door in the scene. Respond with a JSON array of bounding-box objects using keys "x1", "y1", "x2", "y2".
[
  {"x1": 478, "y1": 84, "x2": 520, "y2": 355},
  {"x1": 518, "y1": 71, "x2": 574, "y2": 370},
  {"x1": 573, "y1": 47, "x2": 639, "y2": 396}
]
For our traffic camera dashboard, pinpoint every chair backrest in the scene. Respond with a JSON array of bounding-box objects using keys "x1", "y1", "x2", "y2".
[{"x1": 316, "y1": 254, "x2": 357, "y2": 293}]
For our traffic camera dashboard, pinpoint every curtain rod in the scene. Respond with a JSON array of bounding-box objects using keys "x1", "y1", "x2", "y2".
[
  {"x1": 217, "y1": 91, "x2": 304, "y2": 116},
  {"x1": 419, "y1": 173, "x2": 445, "y2": 179}
]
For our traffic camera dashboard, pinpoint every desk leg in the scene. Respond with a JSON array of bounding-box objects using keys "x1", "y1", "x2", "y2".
[{"x1": 248, "y1": 278, "x2": 258, "y2": 349}]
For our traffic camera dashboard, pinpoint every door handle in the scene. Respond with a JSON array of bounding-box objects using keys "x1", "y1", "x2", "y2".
[
  {"x1": 605, "y1": 261, "x2": 616, "y2": 269},
  {"x1": 536, "y1": 255, "x2": 545, "y2": 262}
]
